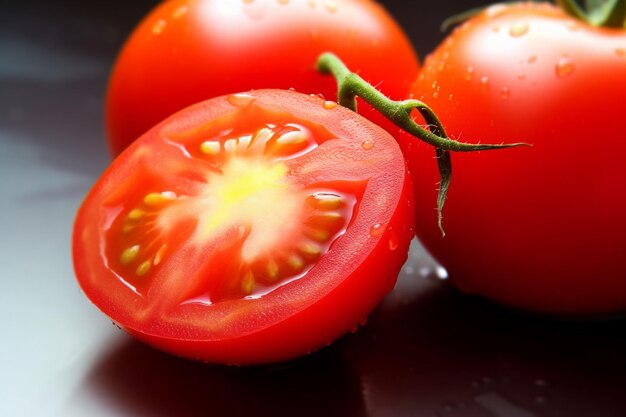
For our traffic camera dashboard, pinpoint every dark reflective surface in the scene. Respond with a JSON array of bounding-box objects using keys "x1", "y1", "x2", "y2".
[{"x1": 2, "y1": 1, "x2": 625, "y2": 416}]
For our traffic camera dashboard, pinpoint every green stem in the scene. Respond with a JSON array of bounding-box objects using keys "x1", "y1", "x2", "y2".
[
  {"x1": 316, "y1": 52, "x2": 529, "y2": 235},
  {"x1": 556, "y1": 0, "x2": 626, "y2": 28}
]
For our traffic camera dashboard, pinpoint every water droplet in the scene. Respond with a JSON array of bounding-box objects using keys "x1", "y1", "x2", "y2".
[
  {"x1": 500, "y1": 87, "x2": 510, "y2": 100},
  {"x1": 555, "y1": 57, "x2": 575, "y2": 78},
  {"x1": 370, "y1": 223, "x2": 385, "y2": 237},
  {"x1": 465, "y1": 66, "x2": 475, "y2": 81},
  {"x1": 227, "y1": 93, "x2": 256, "y2": 107},
  {"x1": 361, "y1": 140, "x2": 374, "y2": 150},
  {"x1": 517, "y1": 74, "x2": 526, "y2": 81},
  {"x1": 480, "y1": 76, "x2": 490, "y2": 92},
  {"x1": 447, "y1": 94, "x2": 454, "y2": 101},
  {"x1": 388, "y1": 234, "x2": 399, "y2": 251},
  {"x1": 172, "y1": 5, "x2": 189, "y2": 19},
  {"x1": 435, "y1": 266, "x2": 448, "y2": 280},
  {"x1": 509, "y1": 22, "x2": 529, "y2": 37},
  {"x1": 534, "y1": 378, "x2": 549, "y2": 387},
  {"x1": 325, "y1": 1, "x2": 338, "y2": 13},
  {"x1": 616, "y1": 48, "x2": 626, "y2": 57},
  {"x1": 322, "y1": 100, "x2": 337, "y2": 110},
  {"x1": 152, "y1": 19, "x2": 167, "y2": 35},
  {"x1": 527, "y1": 55, "x2": 537, "y2": 64},
  {"x1": 535, "y1": 396, "x2": 548, "y2": 405}
]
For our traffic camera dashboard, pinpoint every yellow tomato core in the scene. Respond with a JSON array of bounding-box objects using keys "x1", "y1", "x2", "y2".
[{"x1": 190, "y1": 156, "x2": 303, "y2": 262}]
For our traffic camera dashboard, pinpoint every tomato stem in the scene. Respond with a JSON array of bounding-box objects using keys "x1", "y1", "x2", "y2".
[
  {"x1": 317, "y1": 52, "x2": 528, "y2": 234},
  {"x1": 556, "y1": 0, "x2": 626, "y2": 28}
]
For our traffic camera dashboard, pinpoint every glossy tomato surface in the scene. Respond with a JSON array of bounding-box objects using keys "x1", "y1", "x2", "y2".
[
  {"x1": 74, "y1": 89, "x2": 414, "y2": 364},
  {"x1": 106, "y1": 0, "x2": 419, "y2": 156},
  {"x1": 409, "y1": 2, "x2": 626, "y2": 316}
]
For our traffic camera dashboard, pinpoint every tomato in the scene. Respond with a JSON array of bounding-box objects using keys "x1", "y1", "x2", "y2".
[
  {"x1": 106, "y1": 0, "x2": 419, "y2": 156},
  {"x1": 74, "y1": 89, "x2": 414, "y2": 364},
  {"x1": 409, "y1": 2, "x2": 626, "y2": 316}
]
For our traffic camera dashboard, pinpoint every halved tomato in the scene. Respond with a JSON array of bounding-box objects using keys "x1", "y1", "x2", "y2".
[{"x1": 73, "y1": 89, "x2": 414, "y2": 365}]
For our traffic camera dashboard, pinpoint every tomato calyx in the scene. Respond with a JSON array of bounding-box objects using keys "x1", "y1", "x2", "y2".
[
  {"x1": 556, "y1": 0, "x2": 626, "y2": 28},
  {"x1": 317, "y1": 52, "x2": 529, "y2": 234}
]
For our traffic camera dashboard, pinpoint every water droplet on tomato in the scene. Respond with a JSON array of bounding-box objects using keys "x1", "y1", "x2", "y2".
[
  {"x1": 616, "y1": 48, "x2": 626, "y2": 57},
  {"x1": 388, "y1": 234, "x2": 399, "y2": 251},
  {"x1": 227, "y1": 93, "x2": 256, "y2": 107},
  {"x1": 500, "y1": 87, "x2": 510, "y2": 100},
  {"x1": 555, "y1": 57, "x2": 575, "y2": 78},
  {"x1": 465, "y1": 66, "x2": 475, "y2": 81},
  {"x1": 447, "y1": 94, "x2": 454, "y2": 101},
  {"x1": 480, "y1": 76, "x2": 489, "y2": 92},
  {"x1": 509, "y1": 22, "x2": 529, "y2": 37},
  {"x1": 151, "y1": 19, "x2": 167, "y2": 35},
  {"x1": 172, "y1": 5, "x2": 189, "y2": 19},
  {"x1": 322, "y1": 100, "x2": 337, "y2": 110},
  {"x1": 361, "y1": 140, "x2": 374, "y2": 150},
  {"x1": 369, "y1": 223, "x2": 385, "y2": 237},
  {"x1": 324, "y1": 1, "x2": 338, "y2": 13},
  {"x1": 517, "y1": 74, "x2": 526, "y2": 81},
  {"x1": 527, "y1": 55, "x2": 537, "y2": 64}
]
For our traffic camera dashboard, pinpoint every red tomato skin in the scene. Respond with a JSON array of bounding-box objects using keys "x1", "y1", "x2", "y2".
[
  {"x1": 106, "y1": 0, "x2": 419, "y2": 156},
  {"x1": 75, "y1": 89, "x2": 415, "y2": 364},
  {"x1": 409, "y1": 2, "x2": 626, "y2": 316}
]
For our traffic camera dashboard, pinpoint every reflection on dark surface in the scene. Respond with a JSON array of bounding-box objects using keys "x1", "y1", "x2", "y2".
[
  {"x1": 81, "y1": 271, "x2": 626, "y2": 417},
  {"x1": 84, "y1": 336, "x2": 367, "y2": 417}
]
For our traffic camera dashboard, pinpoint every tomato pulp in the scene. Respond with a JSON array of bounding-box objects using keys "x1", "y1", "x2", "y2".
[
  {"x1": 409, "y1": 3, "x2": 626, "y2": 316},
  {"x1": 106, "y1": 0, "x2": 419, "y2": 155},
  {"x1": 74, "y1": 90, "x2": 414, "y2": 364}
]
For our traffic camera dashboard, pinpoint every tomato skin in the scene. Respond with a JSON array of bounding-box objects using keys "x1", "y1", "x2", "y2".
[
  {"x1": 106, "y1": 0, "x2": 418, "y2": 156},
  {"x1": 74, "y1": 89, "x2": 414, "y2": 364},
  {"x1": 409, "y1": 2, "x2": 626, "y2": 316}
]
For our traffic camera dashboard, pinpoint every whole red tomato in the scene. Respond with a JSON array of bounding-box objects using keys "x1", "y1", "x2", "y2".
[
  {"x1": 410, "y1": 2, "x2": 626, "y2": 316},
  {"x1": 106, "y1": 0, "x2": 419, "y2": 155},
  {"x1": 75, "y1": 89, "x2": 414, "y2": 364}
]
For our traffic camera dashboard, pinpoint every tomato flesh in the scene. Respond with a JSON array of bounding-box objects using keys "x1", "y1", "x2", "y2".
[{"x1": 74, "y1": 90, "x2": 414, "y2": 364}]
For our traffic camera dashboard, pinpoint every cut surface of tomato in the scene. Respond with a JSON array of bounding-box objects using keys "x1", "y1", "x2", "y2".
[{"x1": 73, "y1": 90, "x2": 414, "y2": 364}]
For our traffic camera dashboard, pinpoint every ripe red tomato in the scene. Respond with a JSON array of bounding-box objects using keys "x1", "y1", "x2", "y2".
[
  {"x1": 106, "y1": 0, "x2": 419, "y2": 156},
  {"x1": 74, "y1": 89, "x2": 414, "y2": 364},
  {"x1": 409, "y1": 3, "x2": 626, "y2": 316}
]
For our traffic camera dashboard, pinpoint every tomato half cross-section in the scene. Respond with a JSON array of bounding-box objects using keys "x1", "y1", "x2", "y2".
[{"x1": 73, "y1": 90, "x2": 414, "y2": 365}]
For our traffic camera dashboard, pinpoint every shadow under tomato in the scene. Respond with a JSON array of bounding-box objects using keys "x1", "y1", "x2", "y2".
[
  {"x1": 340, "y1": 270, "x2": 626, "y2": 417},
  {"x1": 79, "y1": 335, "x2": 367, "y2": 417}
]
